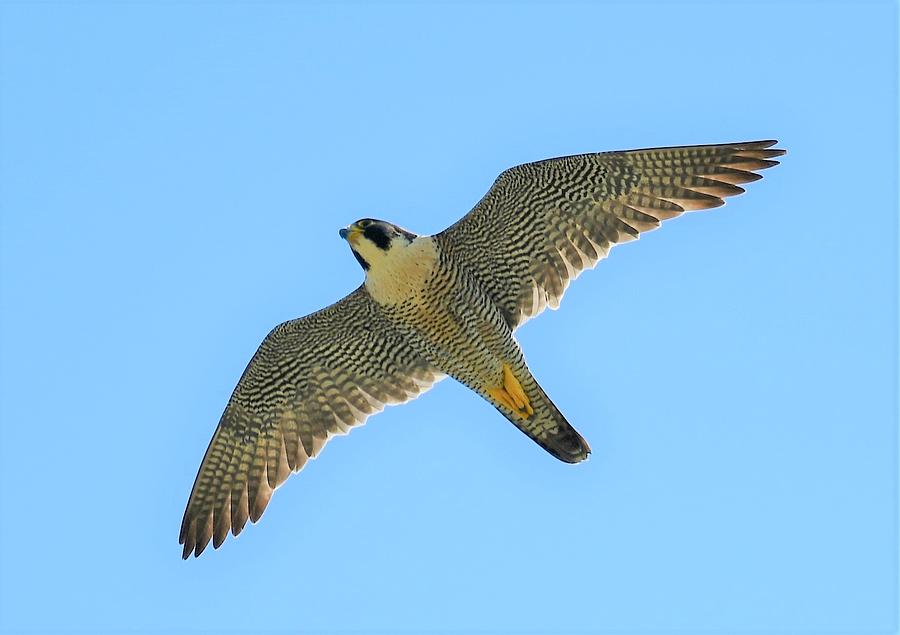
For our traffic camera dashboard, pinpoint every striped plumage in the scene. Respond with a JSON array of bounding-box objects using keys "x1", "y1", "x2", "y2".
[
  {"x1": 180, "y1": 140, "x2": 784, "y2": 558},
  {"x1": 436, "y1": 140, "x2": 785, "y2": 328},
  {"x1": 179, "y1": 287, "x2": 444, "y2": 558}
]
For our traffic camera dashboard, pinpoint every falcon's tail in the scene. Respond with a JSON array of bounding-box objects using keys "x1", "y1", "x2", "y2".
[{"x1": 488, "y1": 363, "x2": 591, "y2": 463}]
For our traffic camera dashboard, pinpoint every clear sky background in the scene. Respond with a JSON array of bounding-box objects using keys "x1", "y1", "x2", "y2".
[{"x1": 0, "y1": 2, "x2": 897, "y2": 634}]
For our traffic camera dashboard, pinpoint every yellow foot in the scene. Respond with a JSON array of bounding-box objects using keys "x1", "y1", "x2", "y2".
[{"x1": 487, "y1": 364, "x2": 534, "y2": 419}]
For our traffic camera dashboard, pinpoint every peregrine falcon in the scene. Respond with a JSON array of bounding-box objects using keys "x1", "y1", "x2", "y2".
[{"x1": 180, "y1": 140, "x2": 784, "y2": 558}]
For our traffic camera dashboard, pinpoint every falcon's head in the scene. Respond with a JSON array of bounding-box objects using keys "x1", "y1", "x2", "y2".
[{"x1": 340, "y1": 219, "x2": 417, "y2": 272}]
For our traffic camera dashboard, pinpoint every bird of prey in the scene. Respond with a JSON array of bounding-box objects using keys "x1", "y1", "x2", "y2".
[{"x1": 180, "y1": 140, "x2": 784, "y2": 558}]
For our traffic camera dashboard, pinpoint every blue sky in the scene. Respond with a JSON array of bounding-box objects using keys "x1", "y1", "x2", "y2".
[{"x1": 0, "y1": 2, "x2": 896, "y2": 633}]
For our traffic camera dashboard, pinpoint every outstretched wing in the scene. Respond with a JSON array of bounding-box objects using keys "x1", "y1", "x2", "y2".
[
  {"x1": 436, "y1": 140, "x2": 785, "y2": 330},
  {"x1": 179, "y1": 286, "x2": 443, "y2": 558}
]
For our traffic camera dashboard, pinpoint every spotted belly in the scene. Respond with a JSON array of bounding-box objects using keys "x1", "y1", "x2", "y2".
[{"x1": 381, "y1": 256, "x2": 520, "y2": 392}]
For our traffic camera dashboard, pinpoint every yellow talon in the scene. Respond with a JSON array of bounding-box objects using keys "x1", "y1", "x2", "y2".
[
  {"x1": 487, "y1": 364, "x2": 533, "y2": 419},
  {"x1": 504, "y1": 365, "x2": 532, "y2": 413}
]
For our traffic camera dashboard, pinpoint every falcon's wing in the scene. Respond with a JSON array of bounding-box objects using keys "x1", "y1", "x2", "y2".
[
  {"x1": 179, "y1": 286, "x2": 443, "y2": 558},
  {"x1": 436, "y1": 140, "x2": 785, "y2": 330}
]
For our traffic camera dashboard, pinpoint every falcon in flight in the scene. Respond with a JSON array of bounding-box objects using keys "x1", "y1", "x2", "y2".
[{"x1": 180, "y1": 140, "x2": 785, "y2": 558}]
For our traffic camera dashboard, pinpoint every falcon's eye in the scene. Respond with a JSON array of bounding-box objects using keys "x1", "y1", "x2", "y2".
[{"x1": 358, "y1": 219, "x2": 372, "y2": 228}]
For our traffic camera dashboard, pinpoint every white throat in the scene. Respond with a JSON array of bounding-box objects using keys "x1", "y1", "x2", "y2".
[{"x1": 364, "y1": 236, "x2": 439, "y2": 306}]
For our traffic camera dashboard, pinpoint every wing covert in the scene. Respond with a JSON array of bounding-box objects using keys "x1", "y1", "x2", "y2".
[
  {"x1": 436, "y1": 140, "x2": 785, "y2": 329},
  {"x1": 179, "y1": 286, "x2": 443, "y2": 558}
]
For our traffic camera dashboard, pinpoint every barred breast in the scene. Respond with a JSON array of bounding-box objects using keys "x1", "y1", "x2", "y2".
[{"x1": 366, "y1": 237, "x2": 521, "y2": 390}]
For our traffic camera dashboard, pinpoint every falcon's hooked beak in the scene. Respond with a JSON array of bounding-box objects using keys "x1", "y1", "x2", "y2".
[{"x1": 339, "y1": 225, "x2": 361, "y2": 243}]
